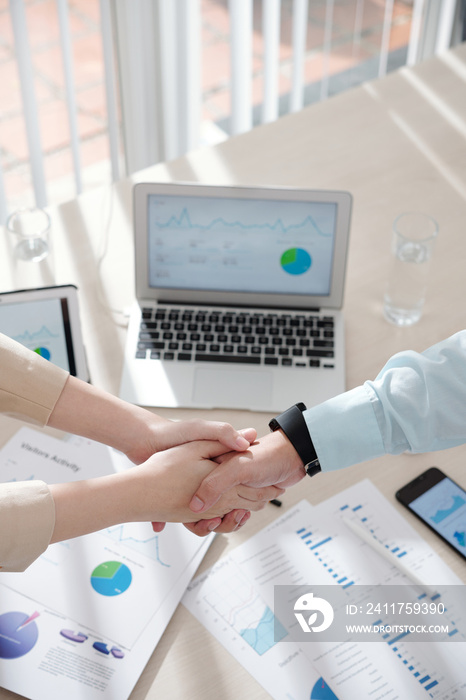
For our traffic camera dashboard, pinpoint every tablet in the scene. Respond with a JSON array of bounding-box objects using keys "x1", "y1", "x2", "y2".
[{"x1": 0, "y1": 285, "x2": 89, "y2": 381}]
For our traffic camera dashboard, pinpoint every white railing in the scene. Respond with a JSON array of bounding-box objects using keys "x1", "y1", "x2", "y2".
[
  {"x1": 0, "y1": 0, "x2": 463, "y2": 224},
  {"x1": 1, "y1": 0, "x2": 122, "y2": 223}
]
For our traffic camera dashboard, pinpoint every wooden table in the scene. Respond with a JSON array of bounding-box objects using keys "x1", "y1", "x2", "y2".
[{"x1": 1, "y1": 44, "x2": 466, "y2": 700}]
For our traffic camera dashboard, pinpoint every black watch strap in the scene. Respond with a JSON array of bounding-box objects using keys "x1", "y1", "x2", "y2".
[{"x1": 269, "y1": 402, "x2": 321, "y2": 477}]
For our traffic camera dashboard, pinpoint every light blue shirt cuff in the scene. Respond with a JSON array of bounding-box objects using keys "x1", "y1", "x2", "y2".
[{"x1": 303, "y1": 385, "x2": 386, "y2": 472}]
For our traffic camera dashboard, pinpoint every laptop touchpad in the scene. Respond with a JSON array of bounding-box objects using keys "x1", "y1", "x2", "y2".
[{"x1": 193, "y1": 368, "x2": 272, "y2": 409}]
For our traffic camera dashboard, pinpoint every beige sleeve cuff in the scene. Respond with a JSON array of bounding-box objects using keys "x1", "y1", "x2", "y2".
[
  {"x1": 0, "y1": 481, "x2": 55, "y2": 572},
  {"x1": 0, "y1": 333, "x2": 69, "y2": 425}
]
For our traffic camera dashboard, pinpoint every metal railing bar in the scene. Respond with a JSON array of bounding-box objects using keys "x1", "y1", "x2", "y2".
[
  {"x1": 351, "y1": 0, "x2": 365, "y2": 86},
  {"x1": 113, "y1": 0, "x2": 161, "y2": 174},
  {"x1": 57, "y1": 0, "x2": 82, "y2": 195},
  {"x1": 158, "y1": 0, "x2": 179, "y2": 160},
  {"x1": 262, "y1": 0, "x2": 281, "y2": 124},
  {"x1": 0, "y1": 160, "x2": 8, "y2": 225},
  {"x1": 290, "y1": 0, "x2": 308, "y2": 113},
  {"x1": 99, "y1": 0, "x2": 121, "y2": 181},
  {"x1": 407, "y1": 0, "x2": 425, "y2": 66},
  {"x1": 436, "y1": 0, "x2": 458, "y2": 53},
  {"x1": 320, "y1": 0, "x2": 335, "y2": 100},
  {"x1": 9, "y1": 0, "x2": 47, "y2": 208},
  {"x1": 378, "y1": 0, "x2": 395, "y2": 77},
  {"x1": 177, "y1": 0, "x2": 201, "y2": 152},
  {"x1": 229, "y1": 0, "x2": 253, "y2": 135}
]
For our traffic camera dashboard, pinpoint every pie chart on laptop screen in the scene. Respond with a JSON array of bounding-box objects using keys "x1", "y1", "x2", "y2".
[{"x1": 280, "y1": 248, "x2": 312, "y2": 275}]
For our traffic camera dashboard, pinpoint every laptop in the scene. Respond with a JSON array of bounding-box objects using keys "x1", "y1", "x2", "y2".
[{"x1": 119, "y1": 182, "x2": 352, "y2": 412}]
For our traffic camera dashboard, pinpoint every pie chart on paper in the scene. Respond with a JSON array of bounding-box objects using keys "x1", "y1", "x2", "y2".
[
  {"x1": 90, "y1": 561, "x2": 132, "y2": 597},
  {"x1": 280, "y1": 248, "x2": 312, "y2": 275},
  {"x1": 0, "y1": 611, "x2": 39, "y2": 659},
  {"x1": 311, "y1": 676, "x2": 339, "y2": 699}
]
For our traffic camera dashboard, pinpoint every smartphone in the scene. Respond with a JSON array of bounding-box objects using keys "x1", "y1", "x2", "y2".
[{"x1": 396, "y1": 467, "x2": 466, "y2": 560}]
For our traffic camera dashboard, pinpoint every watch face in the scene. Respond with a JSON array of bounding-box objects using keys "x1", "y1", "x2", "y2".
[{"x1": 306, "y1": 461, "x2": 322, "y2": 477}]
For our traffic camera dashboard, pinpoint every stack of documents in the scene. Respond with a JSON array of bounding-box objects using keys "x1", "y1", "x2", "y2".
[
  {"x1": 0, "y1": 427, "x2": 213, "y2": 700},
  {"x1": 182, "y1": 480, "x2": 466, "y2": 700}
]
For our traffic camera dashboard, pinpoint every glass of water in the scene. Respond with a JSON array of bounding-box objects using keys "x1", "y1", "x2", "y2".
[
  {"x1": 383, "y1": 212, "x2": 438, "y2": 326},
  {"x1": 6, "y1": 207, "x2": 50, "y2": 262}
]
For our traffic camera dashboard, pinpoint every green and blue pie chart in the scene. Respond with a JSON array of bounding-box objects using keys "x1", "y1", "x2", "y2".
[
  {"x1": 280, "y1": 248, "x2": 312, "y2": 275},
  {"x1": 90, "y1": 561, "x2": 132, "y2": 596},
  {"x1": 34, "y1": 347, "x2": 51, "y2": 360}
]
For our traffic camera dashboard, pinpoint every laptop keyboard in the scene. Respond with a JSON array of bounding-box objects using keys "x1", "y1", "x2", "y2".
[{"x1": 136, "y1": 306, "x2": 335, "y2": 369}]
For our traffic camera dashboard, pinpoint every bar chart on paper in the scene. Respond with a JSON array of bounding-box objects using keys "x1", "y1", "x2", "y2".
[
  {"x1": 293, "y1": 493, "x2": 441, "y2": 591},
  {"x1": 224, "y1": 483, "x2": 466, "y2": 700},
  {"x1": 294, "y1": 492, "x2": 466, "y2": 698}
]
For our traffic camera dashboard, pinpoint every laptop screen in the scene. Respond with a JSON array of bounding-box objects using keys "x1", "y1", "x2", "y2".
[{"x1": 147, "y1": 193, "x2": 337, "y2": 296}]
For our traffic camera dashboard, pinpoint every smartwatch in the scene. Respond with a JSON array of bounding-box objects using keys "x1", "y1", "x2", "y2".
[{"x1": 269, "y1": 402, "x2": 322, "y2": 477}]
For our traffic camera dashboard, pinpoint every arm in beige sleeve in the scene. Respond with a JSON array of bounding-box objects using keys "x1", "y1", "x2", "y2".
[
  {"x1": 0, "y1": 334, "x2": 67, "y2": 571},
  {"x1": 0, "y1": 481, "x2": 55, "y2": 572},
  {"x1": 0, "y1": 334, "x2": 263, "y2": 571},
  {"x1": 0, "y1": 332, "x2": 69, "y2": 424},
  {"x1": 1, "y1": 442, "x2": 275, "y2": 572},
  {"x1": 0, "y1": 333, "x2": 256, "y2": 465}
]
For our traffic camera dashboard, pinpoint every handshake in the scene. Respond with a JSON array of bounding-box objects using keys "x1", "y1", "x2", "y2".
[
  {"x1": 47, "y1": 378, "x2": 308, "y2": 546},
  {"x1": 147, "y1": 419, "x2": 308, "y2": 537},
  {"x1": 0, "y1": 333, "x2": 311, "y2": 572}
]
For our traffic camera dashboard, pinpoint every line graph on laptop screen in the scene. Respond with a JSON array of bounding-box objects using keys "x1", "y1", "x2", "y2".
[{"x1": 148, "y1": 194, "x2": 337, "y2": 295}]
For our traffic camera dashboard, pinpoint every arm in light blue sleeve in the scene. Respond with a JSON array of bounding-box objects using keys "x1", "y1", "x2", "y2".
[{"x1": 303, "y1": 330, "x2": 466, "y2": 472}]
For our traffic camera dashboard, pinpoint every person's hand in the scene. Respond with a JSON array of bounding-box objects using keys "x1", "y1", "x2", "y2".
[
  {"x1": 125, "y1": 417, "x2": 257, "y2": 465},
  {"x1": 182, "y1": 509, "x2": 253, "y2": 536},
  {"x1": 46, "y1": 372, "x2": 271, "y2": 536},
  {"x1": 50, "y1": 439, "x2": 281, "y2": 544},
  {"x1": 124, "y1": 439, "x2": 283, "y2": 524},
  {"x1": 188, "y1": 430, "x2": 306, "y2": 515},
  {"x1": 149, "y1": 436, "x2": 286, "y2": 535},
  {"x1": 142, "y1": 421, "x2": 258, "y2": 533}
]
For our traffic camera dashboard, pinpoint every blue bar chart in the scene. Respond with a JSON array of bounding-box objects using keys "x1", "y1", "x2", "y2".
[{"x1": 292, "y1": 489, "x2": 466, "y2": 699}]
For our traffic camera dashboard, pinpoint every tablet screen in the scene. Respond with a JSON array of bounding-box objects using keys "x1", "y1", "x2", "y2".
[{"x1": 0, "y1": 296, "x2": 75, "y2": 374}]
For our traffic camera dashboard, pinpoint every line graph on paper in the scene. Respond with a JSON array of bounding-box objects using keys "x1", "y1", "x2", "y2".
[
  {"x1": 103, "y1": 524, "x2": 171, "y2": 567},
  {"x1": 202, "y1": 571, "x2": 287, "y2": 656}
]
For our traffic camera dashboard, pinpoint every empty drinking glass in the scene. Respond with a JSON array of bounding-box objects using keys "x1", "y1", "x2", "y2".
[
  {"x1": 6, "y1": 207, "x2": 51, "y2": 262},
  {"x1": 383, "y1": 212, "x2": 438, "y2": 327}
]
